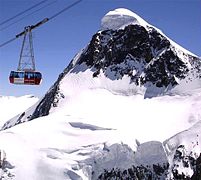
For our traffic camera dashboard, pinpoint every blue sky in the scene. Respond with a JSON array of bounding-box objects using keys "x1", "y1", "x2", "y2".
[{"x1": 0, "y1": 0, "x2": 200, "y2": 97}]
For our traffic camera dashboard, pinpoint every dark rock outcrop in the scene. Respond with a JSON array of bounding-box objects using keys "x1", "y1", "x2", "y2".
[
  {"x1": 98, "y1": 163, "x2": 169, "y2": 179},
  {"x1": 77, "y1": 24, "x2": 199, "y2": 88}
]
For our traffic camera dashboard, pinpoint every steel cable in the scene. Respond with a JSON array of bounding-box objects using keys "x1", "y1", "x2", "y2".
[
  {"x1": 0, "y1": 0, "x2": 48, "y2": 26},
  {"x1": 0, "y1": 0, "x2": 57, "y2": 32},
  {"x1": 0, "y1": 0, "x2": 83, "y2": 48}
]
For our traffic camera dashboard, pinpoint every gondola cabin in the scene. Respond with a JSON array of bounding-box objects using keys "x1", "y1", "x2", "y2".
[{"x1": 9, "y1": 71, "x2": 42, "y2": 85}]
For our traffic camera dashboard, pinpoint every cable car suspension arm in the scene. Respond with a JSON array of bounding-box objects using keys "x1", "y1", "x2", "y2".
[{"x1": 16, "y1": 18, "x2": 49, "y2": 38}]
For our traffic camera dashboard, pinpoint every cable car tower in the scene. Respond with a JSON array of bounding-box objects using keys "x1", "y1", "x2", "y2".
[{"x1": 18, "y1": 26, "x2": 35, "y2": 72}]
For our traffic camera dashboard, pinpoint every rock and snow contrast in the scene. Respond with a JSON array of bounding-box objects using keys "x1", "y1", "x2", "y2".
[{"x1": 0, "y1": 8, "x2": 201, "y2": 179}]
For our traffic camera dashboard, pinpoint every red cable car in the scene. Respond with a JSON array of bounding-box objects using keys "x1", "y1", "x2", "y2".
[
  {"x1": 9, "y1": 26, "x2": 42, "y2": 85},
  {"x1": 9, "y1": 71, "x2": 42, "y2": 85}
]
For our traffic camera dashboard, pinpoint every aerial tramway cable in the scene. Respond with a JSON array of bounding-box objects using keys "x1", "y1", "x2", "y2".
[
  {"x1": 48, "y1": 0, "x2": 82, "y2": 20},
  {"x1": 0, "y1": 0, "x2": 83, "y2": 48},
  {"x1": 0, "y1": 0, "x2": 48, "y2": 26},
  {"x1": 0, "y1": 0, "x2": 57, "y2": 32}
]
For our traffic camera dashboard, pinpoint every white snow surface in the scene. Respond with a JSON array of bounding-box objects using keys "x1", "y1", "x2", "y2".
[
  {"x1": 55, "y1": 68, "x2": 195, "y2": 143},
  {"x1": 101, "y1": 8, "x2": 149, "y2": 30},
  {"x1": 0, "y1": 95, "x2": 38, "y2": 128},
  {"x1": 1, "y1": 66, "x2": 201, "y2": 179}
]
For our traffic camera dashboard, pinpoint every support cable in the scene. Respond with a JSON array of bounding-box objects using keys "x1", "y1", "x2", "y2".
[
  {"x1": 0, "y1": 37, "x2": 16, "y2": 47},
  {"x1": 0, "y1": 0, "x2": 83, "y2": 48},
  {"x1": 49, "y1": 0, "x2": 82, "y2": 20},
  {"x1": 0, "y1": 0, "x2": 57, "y2": 32},
  {"x1": 0, "y1": 0, "x2": 48, "y2": 26}
]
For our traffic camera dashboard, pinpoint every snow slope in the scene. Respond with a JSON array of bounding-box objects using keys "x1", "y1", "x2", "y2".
[
  {"x1": 0, "y1": 114, "x2": 121, "y2": 179},
  {"x1": 0, "y1": 8, "x2": 201, "y2": 179},
  {"x1": 0, "y1": 95, "x2": 38, "y2": 128},
  {"x1": 1, "y1": 88, "x2": 201, "y2": 179},
  {"x1": 52, "y1": 68, "x2": 201, "y2": 143}
]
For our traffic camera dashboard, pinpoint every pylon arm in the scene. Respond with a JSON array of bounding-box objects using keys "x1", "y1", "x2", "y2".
[
  {"x1": 16, "y1": 18, "x2": 49, "y2": 38},
  {"x1": 31, "y1": 18, "x2": 49, "y2": 29},
  {"x1": 16, "y1": 31, "x2": 25, "y2": 38}
]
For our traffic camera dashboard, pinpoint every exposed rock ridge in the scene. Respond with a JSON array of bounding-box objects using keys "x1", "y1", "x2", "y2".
[{"x1": 77, "y1": 24, "x2": 200, "y2": 88}]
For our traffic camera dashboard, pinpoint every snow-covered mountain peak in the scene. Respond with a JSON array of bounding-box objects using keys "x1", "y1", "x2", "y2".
[
  {"x1": 101, "y1": 8, "x2": 197, "y2": 57},
  {"x1": 101, "y1": 8, "x2": 149, "y2": 30},
  {"x1": 1, "y1": 8, "x2": 201, "y2": 180}
]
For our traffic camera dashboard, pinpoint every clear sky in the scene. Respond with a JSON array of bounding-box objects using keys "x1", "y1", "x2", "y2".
[{"x1": 0, "y1": 0, "x2": 200, "y2": 97}]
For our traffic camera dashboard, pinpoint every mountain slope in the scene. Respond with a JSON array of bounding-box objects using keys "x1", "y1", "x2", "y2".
[
  {"x1": 0, "y1": 8, "x2": 201, "y2": 179},
  {"x1": 0, "y1": 95, "x2": 38, "y2": 128},
  {"x1": 1, "y1": 93, "x2": 201, "y2": 179}
]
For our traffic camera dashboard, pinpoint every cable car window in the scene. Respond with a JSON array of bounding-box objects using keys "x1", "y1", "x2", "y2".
[
  {"x1": 18, "y1": 72, "x2": 24, "y2": 78},
  {"x1": 14, "y1": 72, "x2": 19, "y2": 78},
  {"x1": 10, "y1": 71, "x2": 14, "y2": 78},
  {"x1": 30, "y1": 72, "x2": 34, "y2": 78},
  {"x1": 28, "y1": 73, "x2": 31, "y2": 79},
  {"x1": 35, "y1": 72, "x2": 42, "y2": 78}
]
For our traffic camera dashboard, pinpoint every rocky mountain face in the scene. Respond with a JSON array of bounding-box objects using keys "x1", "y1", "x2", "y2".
[
  {"x1": 29, "y1": 12, "x2": 201, "y2": 121},
  {"x1": 97, "y1": 153, "x2": 201, "y2": 179},
  {"x1": 78, "y1": 25, "x2": 197, "y2": 88},
  {"x1": 172, "y1": 145, "x2": 201, "y2": 179},
  {"x1": 22, "y1": 18, "x2": 201, "y2": 123}
]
